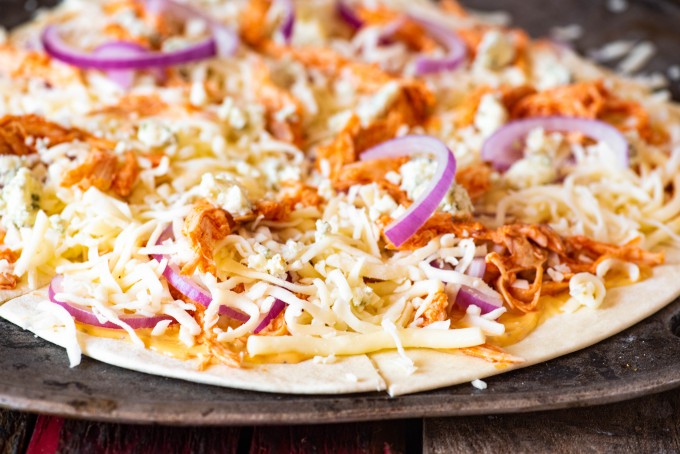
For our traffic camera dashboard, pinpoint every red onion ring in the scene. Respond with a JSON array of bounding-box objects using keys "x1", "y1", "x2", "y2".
[
  {"x1": 254, "y1": 298, "x2": 286, "y2": 334},
  {"x1": 360, "y1": 135, "x2": 457, "y2": 248},
  {"x1": 336, "y1": 1, "x2": 466, "y2": 75},
  {"x1": 48, "y1": 275, "x2": 175, "y2": 330},
  {"x1": 152, "y1": 228, "x2": 249, "y2": 322},
  {"x1": 455, "y1": 286, "x2": 503, "y2": 314},
  {"x1": 408, "y1": 16, "x2": 467, "y2": 76},
  {"x1": 146, "y1": 0, "x2": 238, "y2": 57},
  {"x1": 482, "y1": 116, "x2": 629, "y2": 172},
  {"x1": 41, "y1": 0, "x2": 238, "y2": 70},
  {"x1": 94, "y1": 41, "x2": 148, "y2": 88}
]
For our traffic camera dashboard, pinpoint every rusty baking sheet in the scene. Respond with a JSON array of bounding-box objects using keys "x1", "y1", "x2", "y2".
[{"x1": 1, "y1": 0, "x2": 679, "y2": 425}]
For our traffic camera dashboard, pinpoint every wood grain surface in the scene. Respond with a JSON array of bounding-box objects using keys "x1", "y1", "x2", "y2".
[
  {"x1": 0, "y1": 410, "x2": 35, "y2": 454},
  {"x1": 424, "y1": 388, "x2": 680, "y2": 454},
  {"x1": 3, "y1": 388, "x2": 680, "y2": 452}
]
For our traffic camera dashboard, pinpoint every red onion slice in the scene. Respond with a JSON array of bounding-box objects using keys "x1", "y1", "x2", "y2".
[
  {"x1": 466, "y1": 257, "x2": 486, "y2": 279},
  {"x1": 336, "y1": 1, "x2": 466, "y2": 74},
  {"x1": 336, "y1": 0, "x2": 364, "y2": 30},
  {"x1": 94, "y1": 41, "x2": 148, "y2": 88},
  {"x1": 253, "y1": 298, "x2": 286, "y2": 334},
  {"x1": 482, "y1": 116, "x2": 629, "y2": 172},
  {"x1": 409, "y1": 16, "x2": 467, "y2": 75},
  {"x1": 48, "y1": 275, "x2": 175, "y2": 329},
  {"x1": 42, "y1": 25, "x2": 218, "y2": 70},
  {"x1": 279, "y1": 0, "x2": 295, "y2": 43},
  {"x1": 146, "y1": 0, "x2": 238, "y2": 57},
  {"x1": 455, "y1": 286, "x2": 503, "y2": 314},
  {"x1": 152, "y1": 228, "x2": 249, "y2": 322},
  {"x1": 41, "y1": 1, "x2": 238, "y2": 70},
  {"x1": 360, "y1": 135, "x2": 457, "y2": 248}
]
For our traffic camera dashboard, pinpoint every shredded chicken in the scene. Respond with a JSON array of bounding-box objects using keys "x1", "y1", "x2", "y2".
[
  {"x1": 0, "y1": 272, "x2": 18, "y2": 290},
  {"x1": 255, "y1": 182, "x2": 324, "y2": 221},
  {"x1": 421, "y1": 291, "x2": 450, "y2": 326},
  {"x1": 317, "y1": 80, "x2": 433, "y2": 178},
  {"x1": 334, "y1": 156, "x2": 410, "y2": 205},
  {"x1": 252, "y1": 61, "x2": 305, "y2": 146},
  {"x1": 440, "y1": 0, "x2": 469, "y2": 17},
  {"x1": 193, "y1": 305, "x2": 242, "y2": 368},
  {"x1": 385, "y1": 214, "x2": 662, "y2": 312},
  {"x1": 382, "y1": 213, "x2": 486, "y2": 251},
  {"x1": 0, "y1": 248, "x2": 20, "y2": 264},
  {"x1": 94, "y1": 94, "x2": 170, "y2": 118},
  {"x1": 182, "y1": 199, "x2": 235, "y2": 275},
  {"x1": 283, "y1": 45, "x2": 395, "y2": 93},
  {"x1": 239, "y1": 0, "x2": 273, "y2": 49},
  {"x1": 0, "y1": 46, "x2": 81, "y2": 86},
  {"x1": 455, "y1": 162, "x2": 492, "y2": 201},
  {"x1": 0, "y1": 115, "x2": 89, "y2": 156},
  {"x1": 460, "y1": 343, "x2": 525, "y2": 364},
  {"x1": 61, "y1": 150, "x2": 139, "y2": 198},
  {"x1": 456, "y1": 84, "x2": 537, "y2": 128}
]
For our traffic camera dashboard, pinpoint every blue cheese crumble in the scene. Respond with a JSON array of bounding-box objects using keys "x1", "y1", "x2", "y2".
[
  {"x1": 0, "y1": 167, "x2": 43, "y2": 228},
  {"x1": 194, "y1": 173, "x2": 252, "y2": 217},
  {"x1": 400, "y1": 157, "x2": 473, "y2": 216}
]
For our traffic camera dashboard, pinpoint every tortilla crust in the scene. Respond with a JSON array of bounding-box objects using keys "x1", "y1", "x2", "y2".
[
  {"x1": 0, "y1": 248, "x2": 678, "y2": 395},
  {"x1": 371, "y1": 248, "x2": 680, "y2": 396},
  {"x1": 1, "y1": 0, "x2": 679, "y2": 398},
  {"x1": 0, "y1": 290, "x2": 386, "y2": 395},
  {"x1": 0, "y1": 276, "x2": 50, "y2": 304}
]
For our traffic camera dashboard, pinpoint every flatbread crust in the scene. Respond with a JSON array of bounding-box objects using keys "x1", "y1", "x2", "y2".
[
  {"x1": 0, "y1": 290, "x2": 387, "y2": 395},
  {"x1": 372, "y1": 248, "x2": 680, "y2": 396},
  {"x1": 1, "y1": 0, "x2": 679, "y2": 397},
  {"x1": 1, "y1": 248, "x2": 678, "y2": 395}
]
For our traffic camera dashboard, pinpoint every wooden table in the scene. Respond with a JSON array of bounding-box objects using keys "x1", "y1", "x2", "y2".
[{"x1": 3, "y1": 387, "x2": 679, "y2": 453}]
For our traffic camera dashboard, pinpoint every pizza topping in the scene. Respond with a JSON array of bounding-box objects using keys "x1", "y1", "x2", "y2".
[
  {"x1": 254, "y1": 297, "x2": 287, "y2": 334},
  {"x1": 481, "y1": 116, "x2": 628, "y2": 172},
  {"x1": 399, "y1": 157, "x2": 473, "y2": 218},
  {"x1": 563, "y1": 272, "x2": 606, "y2": 311},
  {"x1": 0, "y1": 167, "x2": 43, "y2": 228},
  {"x1": 278, "y1": 0, "x2": 296, "y2": 43},
  {"x1": 455, "y1": 286, "x2": 504, "y2": 315},
  {"x1": 182, "y1": 199, "x2": 235, "y2": 275},
  {"x1": 48, "y1": 275, "x2": 175, "y2": 329},
  {"x1": 252, "y1": 62, "x2": 305, "y2": 146},
  {"x1": 0, "y1": 272, "x2": 18, "y2": 290},
  {"x1": 151, "y1": 228, "x2": 250, "y2": 323},
  {"x1": 93, "y1": 41, "x2": 154, "y2": 89},
  {"x1": 336, "y1": 0, "x2": 364, "y2": 30},
  {"x1": 360, "y1": 135, "x2": 457, "y2": 247},
  {"x1": 0, "y1": 115, "x2": 88, "y2": 156},
  {"x1": 61, "y1": 149, "x2": 140, "y2": 198},
  {"x1": 193, "y1": 173, "x2": 252, "y2": 218},
  {"x1": 1, "y1": 0, "x2": 678, "y2": 377},
  {"x1": 41, "y1": 0, "x2": 238, "y2": 71},
  {"x1": 336, "y1": 1, "x2": 467, "y2": 75}
]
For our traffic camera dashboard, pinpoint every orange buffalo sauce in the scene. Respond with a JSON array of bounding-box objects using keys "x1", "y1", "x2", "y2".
[
  {"x1": 491, "y1": 267, "x2": 647, "y2": 348},
  {"x1": 75, "y1": 323, "x2": 209, "y2": 361}
]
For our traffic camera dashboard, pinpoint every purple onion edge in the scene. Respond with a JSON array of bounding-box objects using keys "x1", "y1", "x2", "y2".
[
  {"x1": 48, "y1": 275, "x2": 175, "y2": 330},
  {"x1": 455, "y1": 286, "x2": 503, "y2": 315},
  {"x1": 254, "y1": 299, "x2": 287, "y2": 334}
]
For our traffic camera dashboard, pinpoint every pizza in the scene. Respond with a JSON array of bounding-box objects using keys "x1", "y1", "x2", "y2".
[{"x1": 0, "y1": 0, "x2": 679, "y2": 396}]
